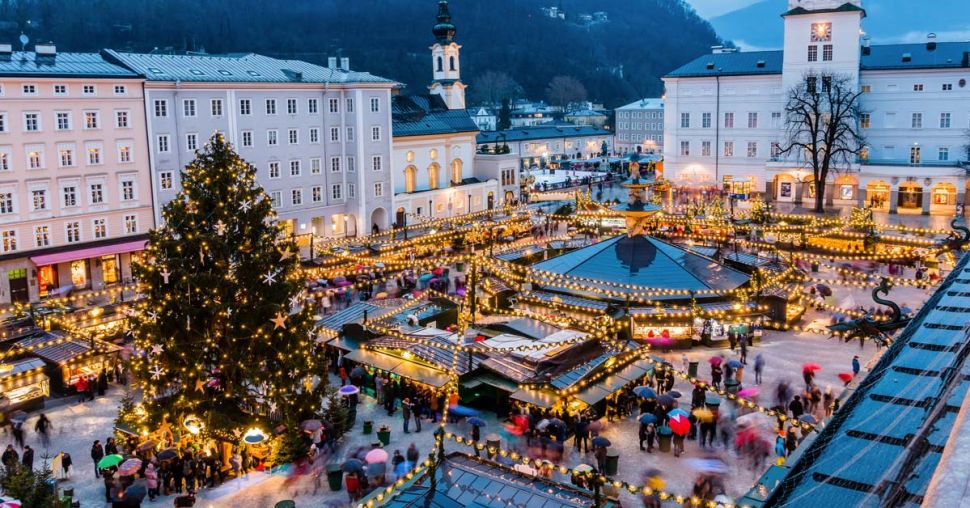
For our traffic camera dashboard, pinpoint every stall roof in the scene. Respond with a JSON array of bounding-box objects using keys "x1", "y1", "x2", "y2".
[
  {"x1": 765, "y1": 254, "x2": 970, "y2": 507},
  {"x1": 361, "y1": 452, "x2": 614, "y2": 508},
  {"x1": 484, "y1": 318, "x2": 564, "y2": 340},
  {"x1": 0, "y1": 358, "x2": 46, "y2": 378},
  {"x1": 343, "y1": 348, "x2": 450, "y2": 388},
  {"x1": 15, "y1": 331, "x2": 94, "y2": 365},
  {"x1": 522, "y1": 291, "x2": 611, "y2": 312},
  {"x1": 510, "y1": 387, "x2": 560, "y2": 409},
  {"x1": 316, "y1": 302, "x2": 391, "y2": 336},
  {"x1": 461, "y1": 373, "x2": 520, "y2": 393},
  {"x1": 368, "y1": 334, "x2": 483, "y2": 375},
  {"x1": 572, "y1": 358, "x2": 653, "y2": 406}
]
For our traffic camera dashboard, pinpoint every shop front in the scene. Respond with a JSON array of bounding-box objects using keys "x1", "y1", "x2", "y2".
[
  {"x1": 15, "y1": 331, "x2": 121, "y2": 392},
  {"x1": 0, "y1": 358, "x2": 50, "y2": 412}
]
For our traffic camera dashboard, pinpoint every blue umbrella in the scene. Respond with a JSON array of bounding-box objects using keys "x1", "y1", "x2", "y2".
[
  {"x1": 638, "y1": 413, "x2": 657, "y2": 425},
  {"x1": 467, "y1": 417, "x2": 487, "y2": 427},
  {"x1": 338, "y1": 385, "x2": 360, "y2": 396},
  {"x1": 449, "y1": 405, "x2": 480, "y2": 417},
  {"x1": 591, "y1": 436, "x2": 611, "y2": 448},
  {"x1": 633, "y1": 386, "x2": 656, "y2": 399},
  {"x1": 726, "y1": 359, "x2": 743, "y2": 369},
  {"x1": 668, "y1": 408, "x2": 689, "y2": 418},
  {"x1": 418, "y1": 273, "x2": 434, "y2": 282}
]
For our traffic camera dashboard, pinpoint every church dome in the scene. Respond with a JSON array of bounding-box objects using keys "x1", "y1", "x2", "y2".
[{"x1": 432, "y1": 0, "x2": 457, "y2": 43}]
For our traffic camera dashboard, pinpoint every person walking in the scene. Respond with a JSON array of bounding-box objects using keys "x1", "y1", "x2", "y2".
[
  {"x1": 594, "y1": 444, "x2": 607, "y2": 472},
  {"x1": 21, "y1": 445, "x2": 33, "y2": 470},
  {"x1": 401, "y1": 397, "x2": 412, "y2": 433},
  {"x1": 754, "y1": 354, "x2": 765, "y2": 385},
  {"x1": 412, "y1": 398, "x2": 422, "y2": 433},
  {"x1": 406, "y1": 443, "x2": 419, "y2": 468},
  {"x1": 852, "y1": 355, "x2": 861, "y2": 376},
  {"x1": 1, "y1": 445, "x2": 17, "y2": 467},
  {"x1": 739, "y1": 335, "x2": 748, "y2": 365},
  {"x1": 145, "y1": 462, "x2": 159, "y2": 501},
  {"x1": 105, "y1": 437, "x2": 118, "y2": 456},
  {"x1": 788, "y1": 395, "x2": 804, "y2": 419},
  {"x1": 711, "y1": 364, "x2": 723, "y2": 390},
  {"x1": 574, "y1": 417, "x2": 590, "y2": 454},
  {"x1": 91, "y1": 440, "x2": 105, "y2": 478},
  {"x1": 11, "y1": 421, "x2": 24, "y2": 449},
  {"x1": 97, "y1": 368, "x2": 108, "y2": 397},
  {"x1": 34, "y1": 413, "x2": 52, "y2": 449}
]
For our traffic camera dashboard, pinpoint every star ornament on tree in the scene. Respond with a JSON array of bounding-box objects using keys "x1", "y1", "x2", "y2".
[
  {"x1": 263, "y1": 270, "x2": 278, "y2": 285},
  {"x1": 150, "y1": 365, "x2": 165, "y2": 380},
  {"x1": 150, "y1": 344, "x2": 164, "y2": 356},
  {"x1": 279, "y1": 249, "x2": 294, "y2": 262},
  {"x1": 214, "y1": 220, "x2": 227, "y2": 236},
  {"x1": 160, "y1": 269, "x2": 172, "y2": 284},
  {"x1": 271, "y1": 312, "x2": 288, "y2": 330}
]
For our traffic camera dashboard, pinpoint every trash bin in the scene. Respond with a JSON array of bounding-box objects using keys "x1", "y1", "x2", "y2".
[
  {"x1": 377, "y1": 427, "x2": 391, "y2": 446},
  {"x1": 811, "y1": 261, "x2": 819, "y2": 273},
  {"x1": 362, "y1": 421, "x2": 373, "y2": 435},
  {"x1": 657, "y1": 426, "x2": 673, "y2": 453},
  {"x1": 605, "y1": 447, "x2": 620, "y2": 476},
  {"x1": 688, "y1": 361, "x2": 699, "y2": 378},
  {"x1": 485, "y1": 434, "x2": 501, "y2": 460},
  {"x1": 326, "y1": 464, "x2": 344, "y2": 492},
  {"x1": 275, "y1": 501, "x2": 296, "y2": 508}
]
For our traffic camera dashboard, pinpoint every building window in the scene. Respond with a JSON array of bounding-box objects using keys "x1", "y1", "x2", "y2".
[
  {"x1": 24, "y1": 112, "x2": 40, "y2": 132},
  {"x1": 62, "y1": 185, "x2": 77, "y2": 207},
  {"x1": 331, "y1": 184, "x2": 343, "y2": 200},
  {"x1": 288, "y1": 129, "x2": 298, "y2": 144},
  {"x1": 807, "y1": 45, "x2": 818, "y2": 62},
  {"x1": 125, "y1": 214, "x2": 138, "y2": 234},
  {"x1": 185, "y1": 133, "x2": 198, "y2": 151},
  {"x1": 0, "y1": 113, "x2": 5, "y2": 132},
  {"x1": 310, "y1": 158, "x2": 321, "y2": 174},
  {"x1": 160, "y1": 172, "x2": 173, "y2": 190},
  {"x1": 83, "y1": 85, "x2": 95, "y2": 95},
  {"x1": 702, "y1": 112, "x2": 711, "y2": 128},
  {"x1": 239, "y1": 99, "x2": 252, "y2": 115},
  {"x1": 910, "y1": 146, "x2": 921, "y2": 164},
  {"x1": 822, "y1": 44, "x2": 833, "y2": 61},
  {"x1": 157, "y1": 135, "x2": 170, "y2": 152},
  {"x1": 912, "y1": 113, "x2": 922, "y2": 129},
  {"x1": 329, "y1": 98, "x2": 339, "y2": 113},
  {"x1": 308, "y1": 98, "x2": 318, "y2": 114},
  {"x1": 701, "y1": 141, "x2": 711, "y2": 157},
  {"x1": 309, "y1": 128, "x2": 319, "y2": 143},
  {"x1": 861, "y1": 85, "x2": 872, "y2": 93},
  {"x1": 746, "y1": 141, "x2": 757, "y2": 158},
  {"x1": 59, "y1": 148, "x2": 74, "y2": 167},
  {"x1": 347, "y1": 98, "x2": 354, "y2": 113},
  {"x1": 210, "y1": 99, "x2": 223, "y2": 116},
  {"x1": 311, "y1": 186, "x2": 322, "y2": 203},
  {"x1": 0, "y1": 152, "x2": 7, "y2": 171},
  {"x1": 84, "y1": 111, "x2": 100, "y2": 129},
  {"x1": 942, "y1": 83, "x2": 953, "y2": 91},
  {"x1": 66, "y1": 222, "x2": 80, "y2": 243},
  {"x1": 348, "y1": 183, "x2": 356, "y2": 198},
  {"x1": 860, "y1": 113, "x2": 870, "y2": 129},
  {"x1": 32, "y1": 189, "x2": 47, "y2": 210},
  {"x1": 680, "y1": 113, "x2": 690, "y2": 128},
  {"x1": 115, "y1": 110, "x2": 129, "y2": 128},
  {"x1": 370, "y1": 97, "x2": 380, "y2": 112},
  {"x1": 939, "y1": 147, "x2": 949, "y2": 161},
  {"x1": 121, "y1": 180, "x2": 135, "y2": 201},
  {"x1": 374, "y1": 182, "x2": 384, "y2": 197},
  {"x1": 724, "y1": 112, "x2": 734, "y2": 128},
  {"x1": 22, "y1": 84, "x2": 36, "y2": 95},
  {"x1": 347, "y1": 157, "x2": 355, "y2": 172},
  {"x1": 940, "y1": 112, "x2": 951, "y2": 128},
  {"x1": 747, "y1": 112, "x2": 758, "y2": 129},
  {"x1": 268, "y1": 162, "x2": 280, "y2": 179},
  {"x1": 913, "y1": 84, "x2": 924, "y2": 92},
  {"x1": 286, "y1": 99, "x2": 297, "y2": 115},
  {"x1": 346, "y1": 127, "x2": 354, "y2": 141},
  {"x1": 55, "y1": 112, "x2": 71, "y2": 131},
  {"x1": 290, "y1": 160, "x2": 301, "y2": 176},
  {"x1": 265, "y1": 99, "x2": 277, "y2": 115},
  {"x1": 330, "y1": 157, "x2": 341, "y2": 172},
  {"x1": 723, "y1": 141, "x2": 734, "y2": 157},
  {"x1": 371, "y1": 126, "x2": 381, "y2": 141},
  {"x1": 1, "y1": 230, "x2": 16, "y2": 252},
  {"x1": 183, "y1": 99, "x2": 196, "y2": 117},
  {"x1": 330, "y1": 127, "x2": 339, "y2": 142},
  {"x1": 0, "y1": 193, "x2": 14, "y2": 214},
  {"x1": 93, "y1": 218, "x2": 107, "y2": 239},
  {"x1": 154, "y1": 100, "x2": 168, "y2": 117},
  {"x1": 27, "y1": 150, "x2": 42, "y2": 169},
  {"x1": 34, "y1": 226, "x2": 50, "y2": 247},
  {"x1": 372, "y1": 156, "x2": 382, "y2": 171},
  {"x1": 241, "y1": 130, "x2": 253, "y2": 147},
  {"x1": 291, "y1": 189, "x2": 302, "y2": 205},
  {"x1": 114, "y1": 85, "x2": 126, "y2": 95},
  {"x1": 770, "y1": 112, "x2": 782, "y2": 129},
  {"x1": 267, "y1": 130, "x2": 278, "y2": 146},
  {"x1": 53, "y1": 84, "x2": 67, "y2": 95},
  {"x1": 679, "y1": 141, "x2": 690, "y2": 156},
  {"x1": 89, "y1": 183, "x2": 104, "y2": 204},
  {"x1": 88, "y1": 147, "x2": 101, "y2": 165}
]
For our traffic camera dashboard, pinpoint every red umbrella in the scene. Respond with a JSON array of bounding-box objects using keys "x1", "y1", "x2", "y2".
[
  {"x1": 802, "y1": 362, "x2": 822, "y2": 373},
  {"x1": 708, "y1": 357, "x2": 723, "y2": 366},
  {"x1": 669, "y1": 414, "x2": 691, "y2": 436},
  {"x1": 432, "y1": 267, "x2": 445, "y2": 276},
  {"x1": 838, "y1": 372, "x2": 854, "y2": 383}
]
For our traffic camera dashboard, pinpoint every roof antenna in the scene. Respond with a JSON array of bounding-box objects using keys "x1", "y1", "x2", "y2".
[{"x1": 18, "y1": 33, "x2": 28, "y2": 52}]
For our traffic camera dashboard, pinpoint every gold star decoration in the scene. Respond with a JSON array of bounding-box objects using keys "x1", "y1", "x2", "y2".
[
  {"x1": 271, "y1": 312, "x2": 287, "y2": 330},
  {"x1": 279, "y1": 249, "x2": 294, "y2": 261},
  {"x1": 214, "y1": 220, "x2": 227, "y2": 236},
  {"x1": 195, "y1": 379, "x2": 205, "y2": 392}
]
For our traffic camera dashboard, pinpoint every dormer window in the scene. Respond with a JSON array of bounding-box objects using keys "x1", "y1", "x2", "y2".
[
  {"x1": 246, "y1": 70, "x2": 261, "y2": 77},
  {"x1": 218, "y1": 70, "x2": 232, "y2": 76},
  {"x1": 189, "y1": 69, "x2": 204, "y2": 76},
  {"x1": 756, "y1": 60, "x2": 766, "y2": 68},
  {"x1": 148, "y1": 67, "x2": 163, "y2": 75}
]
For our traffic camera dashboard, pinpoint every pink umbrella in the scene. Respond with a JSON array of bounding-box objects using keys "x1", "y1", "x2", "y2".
[
  {"x1": 708, "y1": 357, "x2": 723, "y2": 366},
  {"x1": 117, "y1": 458, "x2": 142, "y2": 476},
  {"x1": 432, "y1": 267, "x2": 445, "y2": 276},
  {"x1": 337, "y1": 280, "x2": 354, "y2": 287},
  {"x1": 737, "y1": 387, "x2": 760, "y2": 398},
  {"x1": 0, "y1": 497, "x2": 21, "y2": 508},
  {"x1": 365, "y1": 448, "x2": 388, "y2": 464}
]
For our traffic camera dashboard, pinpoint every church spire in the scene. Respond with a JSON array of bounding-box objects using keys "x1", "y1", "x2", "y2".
[{"x1": 432, "y1": 0, "x2": 457, "y2": 44}]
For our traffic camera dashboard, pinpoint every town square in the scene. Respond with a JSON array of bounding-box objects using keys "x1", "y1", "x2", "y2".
[{"x1": 0, "y1": 1, "x2": 967, "y2": 507}]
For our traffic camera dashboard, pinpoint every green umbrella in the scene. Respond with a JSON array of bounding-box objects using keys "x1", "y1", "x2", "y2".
[{"x1": 97, "y1": 454, "x2": 124, "y2": 469}]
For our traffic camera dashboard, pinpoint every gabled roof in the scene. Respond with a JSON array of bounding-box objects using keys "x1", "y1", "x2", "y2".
[
  {"x1": 765, "y1": 254, "x2": 970, "y2": 507},
  {"x1": 862, "y1": 41, "x2": 970, "y2": 71},
  {"x1": 665, "y1": 50, "x2": 783, "y2": 78},
  {"x1": 101, "y1": 50, "x2": 394, "y2": 84},
  {"x1": 392, "y1": 94, "x2": 479, "y2": 137},
  {"x1": 0, "y1": 51, "x2": 138, "y2": 78},
  {"x1": 565, "y1": 109, "x2": 607, "y2": 118},
  {"x1": 477, "y1": 125, "x2": 611, "y2": 144},
  {"x1": 783, "y1": 2, "x2": 865, "y2": 17},
  {"x1": 616, "y1": 98, "x2": 664, "y2": 111}
]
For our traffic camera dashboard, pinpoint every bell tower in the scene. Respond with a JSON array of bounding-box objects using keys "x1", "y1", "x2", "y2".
[
  {"x1": 429, "y1": 0, "x2": 467, "y2": 110},
  {"x1": 781, "y1": 0, "x2": 865, "y2": 91}
]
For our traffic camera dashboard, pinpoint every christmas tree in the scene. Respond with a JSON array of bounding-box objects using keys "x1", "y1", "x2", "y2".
[{"x1": 129, "y1": 134, "x2": 322, "y2": 456}]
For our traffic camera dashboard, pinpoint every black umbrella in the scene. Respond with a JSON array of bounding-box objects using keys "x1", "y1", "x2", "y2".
[
  {"x1": 342, "y1": 458, "x2": 364, "y2": 473},
  {"x1": 591, "y1": 437, "x2": 611, "y2": 448},
  {"x1": 350, "y1": 367, "x2": 366, "y2": 379},
  {"x1": 669, "y1": 390, "x2": 682, "y2": 398},
  {"x1": 155, "y1": 449, "x2": 178, "y2": 461},
  {"x1": 547, "y1": 418, "x2": 565, "y2": 428},
  {"x1": 658, "y1": 394, "x2": 674, "y2": 406},
  {"x1": 124, "y1": 483, "x2": 148, "y2": 502}
]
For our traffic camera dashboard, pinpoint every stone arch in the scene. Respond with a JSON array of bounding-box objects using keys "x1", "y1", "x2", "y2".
[
  {"x1": 404, "y1": 165, "x2": 417, "y2": 193},
  {"x1": 429, "y1": 162, "x2": 441, "y2": 190},
  {"x1": 451, "y1": 159, "x2": 463, "y2": 186},
  {"x1": 370, "y1": 207, "x2": 387, "y2": 234},
  {"x1": 395, "y1": 207, "x2": 407, "y2": 227}
]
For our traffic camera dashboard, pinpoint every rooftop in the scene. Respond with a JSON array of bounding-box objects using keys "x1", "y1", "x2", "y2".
[
  {"x1": 0, "y1": 51, "x2": 138, "y2": 78},
  {"x1": 101, "y1": 50, "x2": 395, "y2": 84},
  {"x1": 477, "y1": 125, "x2": 611, "y2": 144},
  {"x1": 392, "y1": 94, "x2": 480, "y2": 137},
  {"x1": 616, "y1": 98, "x2": 664, "y2": 111}
]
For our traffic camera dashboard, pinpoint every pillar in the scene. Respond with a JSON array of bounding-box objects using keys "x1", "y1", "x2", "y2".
[
  {"x1": 922, "y1": 190, "x2": 932, "y2": 215},
  {"x1": 958, "y1": 191, "x2": 967, "y2": 214},
  {"x1": 857, "y1": 188, "x2": 867, "y2": 208},
  {"x1": 889, "y1": 187, "x2": 898, "y2": 214},
  {"x1": 824, "y1": 182, "x2": 835, "y2": 207},
  {"x1": 794, "y1": 182, "x2": 804, "y2": 205}
]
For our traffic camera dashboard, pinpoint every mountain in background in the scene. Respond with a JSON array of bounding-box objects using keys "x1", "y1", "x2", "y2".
[
  {"x1": 0, "y1": 0, "x2": 722, "y2": 108},
  {"x1": 710, "y1": 0, "x2": 970, "y2": 50}
]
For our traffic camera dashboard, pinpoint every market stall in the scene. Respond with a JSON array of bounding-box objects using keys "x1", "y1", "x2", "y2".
[
  {"x1": 0, "y1": 358, "x2": 49, "y2": 412},
  {"x1": 15, "y1": 331, "x2": 121, "y2": 392}
]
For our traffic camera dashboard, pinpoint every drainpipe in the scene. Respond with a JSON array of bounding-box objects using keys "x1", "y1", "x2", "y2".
[{"x1": 714, "y1": 71, "x2": 721, "y2": 188}]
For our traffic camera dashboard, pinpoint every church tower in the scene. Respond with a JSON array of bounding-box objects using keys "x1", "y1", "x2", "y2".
[
  {"x1": 781, "y1": 0, "x2": 865, "y2": 91},
  {"x1": 429, "y1": 0, "x2": 467, "y2": 110}
]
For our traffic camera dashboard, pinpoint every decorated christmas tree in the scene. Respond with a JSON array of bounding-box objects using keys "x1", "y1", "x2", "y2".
[{"x1": 129, "y1": 134, "x2": 322, "y2": 458}]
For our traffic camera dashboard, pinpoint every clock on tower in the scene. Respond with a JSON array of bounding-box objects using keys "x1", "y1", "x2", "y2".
[{"x1": 811, "y1": 22, "x2": 832, "y2": 42}]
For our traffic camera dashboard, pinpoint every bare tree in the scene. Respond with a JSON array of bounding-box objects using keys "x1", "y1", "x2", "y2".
[
  {"x1": 472, "y1": 71, "x2": 523, "y2": 107},
  {"x1": 544, "y1": 75, "x2": 587, "y2": 110},
  {"x1": 779, "y1": 72, "x2": 865, "y2": 212}
]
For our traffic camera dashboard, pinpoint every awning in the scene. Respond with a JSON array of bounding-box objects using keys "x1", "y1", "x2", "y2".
[
  {"x1": 571, "y1": 359, "x2": 654, "y2": 406},
  {"x1": 30, "y1": 239, "x2": 147, "y2": 266},
  {"x1": 510, "y1": 387, "x2": 559, "y2": 409},
  {"x1": 343, "y1": 348, "x2": 450, "y2": 388},
  {"x1": 461, "y1": 373, "x2": 520, "y2": 393}
]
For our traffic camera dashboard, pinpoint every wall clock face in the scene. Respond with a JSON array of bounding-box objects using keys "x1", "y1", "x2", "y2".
[{"x1": 811, "y1": 22, "x2": 832, "y2": 42}]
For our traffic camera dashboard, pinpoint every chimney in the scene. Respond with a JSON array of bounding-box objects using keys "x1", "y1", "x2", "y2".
[
  {"x1": 339, "y1": 57, "x2": 350, "y2": 71},
  {"x1": 327, "y1": 57, "x2": 337, "y2": 69},
  {"x1": 927, "y1": 33, "x2": 937, "y2": 51},
  {"x1": 34, "y1": 43, "x2": 56, "y2": 56},
  {"x1": 862, "y1": 36, "x2": 871, "y2": 56}
]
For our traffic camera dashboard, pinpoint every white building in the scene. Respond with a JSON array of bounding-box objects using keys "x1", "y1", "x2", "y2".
[
  {"x1": 469, "y1": 106, "x2": 496, "y2": 131},
  {"x1": 390, "y1": 0, "x2": 516, "y2": 227},
  {"x1": 615, "y1": 98, "x2": 664, "y2": 155},
  {"x1": 477, "y1": 125, "x2": 613, "y2": 170},
  {"x1": 662, "y1": 0, "x2": 970, "y2": 214}
]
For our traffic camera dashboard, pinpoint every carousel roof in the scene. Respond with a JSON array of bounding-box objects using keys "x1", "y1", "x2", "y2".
[{"x1": 532, "y1": 234, "x2": 750, "y2": 299}]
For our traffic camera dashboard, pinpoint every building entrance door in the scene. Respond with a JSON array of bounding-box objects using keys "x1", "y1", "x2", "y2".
[{"x1": 8, "y1": 268, "x2": 28, "y2": 304}]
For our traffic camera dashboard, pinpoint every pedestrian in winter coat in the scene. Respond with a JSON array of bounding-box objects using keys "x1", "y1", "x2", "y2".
[
  {"x1": 76, "y1": 376, "x2": 88, "y2": 403},
  {"x1": 145, "y1": 463, "x2": 159, "y2": 500},
  {"x1": 12, "y1": 422, "x2": 24, "y2": 449},
  {"x1": 402, "y1": 398, "x2": 412, "y2": 433},
  {"x1": 1, "y1": 445, "x2": 17, "y2": 467},
  {"x1": 91, "y1": 440, "x2": 105, "y2": 478},
  {"x1": 594, "y1": 445, "x2": 607, "y2": 471},
  {"x1": 60, "y1": 452, "x2": 73, "y2": 479},
  {"x1": 21, "y1": 445, "x2": 33, "y2": 470},
  {"x1": 105, "y1": 437, "x2": 118, "y2": 456},
  {"x1": 406, "y1": 443, "x2": 419, "y2": 465},
  {"x1": 35, "y1": 413, "x2": 52, "y2": 448},
  {"x1": 754, "y1": 354, "x2": 765, "y2": 385},
  {"x1": 98, "y1": 369, "x2": 108, "y2": 396},
  {"x1": 788, "y1": 396, "x2": 804, "y2": 418},
  {"x1": 852, "y1": 355, "x2": 861, "y2": 375},
  {"x1": 711, "y1": 365, "x2": 723, "y2": 390}
]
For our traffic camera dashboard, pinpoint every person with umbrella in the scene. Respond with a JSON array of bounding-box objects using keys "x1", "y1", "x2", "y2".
[
  {"x1": 592, "y1": 437, "x2": 609, "y2": 472},
  {"x1": 711, "y1": 363, "x2": 723, "y2": 390},
  {"x1": 802, "y1": 363, "x2": 820, "y2": 390},
  {"x1": 145, "y1": 462, "x2": 159, "y2": 501}
]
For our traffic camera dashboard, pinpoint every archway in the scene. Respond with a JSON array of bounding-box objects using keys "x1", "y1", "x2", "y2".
[
  {"x1": 931, "y1": 182, "x2": 957, "y2": 213},
  {"x1": 451, "y1": 159, "x2": 463, "y2": 186},
  {"x1": 487, "y1": 191, "x2": 495, "y2": 209},
  {"x1": 404, "y1": 165, "x2": 417, "y2": 193},
  {"x1": 370, "y1": 207, "x2": 387, "y2": 234},
  {"x1": 897, "y1": 182, "x2": 923, "y2": 210},
  {"x1": 833, "y1": 174, "x2": 858, "y2": 203},
  {"x1": 395, "y1": 207, "x2": 406, "y2": 228},
  {"x1": 504, "y1": 191, "x2": 514, "y2": 204},
  {"x1": 866, "y1": 180, "x2": 891, "y2": 210},
  {"x1": 774, "y1": 173, "x2": 797, "y2": 202},
  {"x1": 429, "y1": 163, "x2": 440, "y2": 190}
]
